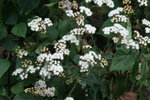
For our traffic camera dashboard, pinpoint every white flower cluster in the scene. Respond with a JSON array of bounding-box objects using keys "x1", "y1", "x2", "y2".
[
  {"x1": 16, "y1": 49, "x2": 28, "y2": 58},
  {"x1": 37, "y1": 30, "x2": 81, "y2": 79},
  {"x1": 70, "y1": 28, "x2": 85, "y2": 35},
  {"x1": 142, "y1": 19, "x2": 150, "y2": 27},
  {"x1": 137, "y1": 0, "x2": 148, "y2": 6},
  {"x1": 103, "y1": 23, "x2": 129, "y2": 37},
  {"x1": 65, "y1": 10, "x2": 75, "y2": 17},
  {"x1": 64, "y1": 97, "x2": 74, "y2": 100},
  {"x1": 28, "y1": 17, "x2": 53, "y2": 34},
  {"x1": 142, "y1": 19, "x2": 150, "y2": 33},
  {"x1": 85, "y1": 0, "x2": 114, "y2": 8},
  {"x1": 34, "y1": 80, "x2": 55, "y2": 97},
  {"x1": 37, "y1": 53, "x2": 66, "y2": 79},
  {"x1": 79, "y1": 51, "x2": 101, "y2": 72},
  {"x1": 62, "y1": 34, "x2": 80, "y2": 45},
  {"x1": 84, "y1": 24, "x2": 96, "y2": 34},
  {"x1": 111, "y1": 15, "x2": 128, "y2": 23},
  {"x1": 12, "y1": 65, "x2": 39, "y2": 80},
  {"x1": 108, "y1": 7, "x2": 123, "y2": 17},
  {"x1": 121, "y1": 38, "x2": 140, "y2": 49},
  {"x1": 79, "y1": 6, "x2": 93, "y2": 16},
  {"x1": 134, "y1": 30, "x2": 150, "y2": 46},
  {"x1": 108, "y1": 7, "x2": 128, "y2": 23}
]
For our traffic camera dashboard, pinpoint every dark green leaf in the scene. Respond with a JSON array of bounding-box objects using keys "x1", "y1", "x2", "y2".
[
  {"x1": 16, "y1": 0, "x2": 40, "y2": 14},
  {"x1": 58, "y1": 19, "x2": 75, "y2": 37},
  {"x1": 1, "y1": 35, "x2": 18, "y2": 51},
  {"x1": 47, "y1": 26, "x2": 58, "y2": 42},
  {"x1": 11, "y1": 23, "x2": 27, "y2": 38},
  {"x1": 13, "y1": 93, "x2": 38, "y2": 100},
  {"x1": 11, "y1": 82, "x2": 24, "y2": 94},
  {"x1": 0, "y1": 59, "x2": 10, "y2": 78},
  {"x1": 0, "y1": 24, "x2": 8, "y2": 40}
]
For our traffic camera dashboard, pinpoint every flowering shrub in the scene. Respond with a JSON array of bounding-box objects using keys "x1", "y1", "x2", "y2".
[{"x1": 0, "y1": 0, "x2": 150, "y2": 100}]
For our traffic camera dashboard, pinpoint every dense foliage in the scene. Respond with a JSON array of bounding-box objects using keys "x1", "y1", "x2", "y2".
[{"x1": 0, "y1": 0, "x2": 150, "y2": 100}]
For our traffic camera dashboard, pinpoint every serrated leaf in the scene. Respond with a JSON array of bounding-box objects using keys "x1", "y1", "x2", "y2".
[
  {"x1": 0, "y1": 59, "x2": 10, "y2": 78},
  {"x1": 11, "y1": 23, "x2": 27, "y2": 38}
]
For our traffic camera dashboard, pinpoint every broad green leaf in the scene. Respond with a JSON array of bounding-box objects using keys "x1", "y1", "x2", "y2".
[
  {"x1": 110, "y1": 48, "x2": 138, "y2": 71},
  {"x1": 0, "y1": 59, "x2": 10, "y2": 78},
  {"x1": 2, "y1": 2, "x2": 18, "y2": 25},
  {"x1": 58, "y1": 19, "x2": 75, "y2": 37},
  {"x1": 47, "y1": 26, "x2": 58, "y2": 42},
  {"x1": 13, "y1": 93, "x2": 38, "y2": 100},
  {"x1": 1, "y1": 35, "x2": 18, "y2": 51},
  {"x1": 0, "y1": 24, "x2": 8, "y2": 40},
  {"x1": 11, "y1": 23, "x2": 27, "y2": 38},
  {"x1": 16, "y1": 0, "x2": 40, "y2": 14},
  {"x1": 11, "y1": 82, "x2": 24, "y2": 94}
]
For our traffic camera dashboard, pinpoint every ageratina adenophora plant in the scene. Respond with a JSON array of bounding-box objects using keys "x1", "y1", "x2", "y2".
[{"x1": 0, "y1": 0, "x2": 150, "y2": 100}]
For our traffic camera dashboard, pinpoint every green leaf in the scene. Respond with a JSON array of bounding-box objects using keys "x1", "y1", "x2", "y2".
[
  {"x1": 11, "y1": 23, "x2": 27, "y2": 38},
  {"x1": 47, "y1": 26, "x2": 58, "y2": 42},
  {"x1": 45, "y1": 2, "x2": 58, "y2": 7},
  {"x1": 1, "y1": 35, "x2": 18, "y2": 51},
  {"x1": 0, "y1": 85, "x2": 8, "y2": 97},
  {"x1": 58, "y1": 19, "x2": 75, "y2": 37},
  {"x1": 11, "y1": 82, "x2": 24, "y2": 94},
  {"x1": 0, "y1": 59, "x2": 10, "y2": 78},
  {"x1": 2, "y1": 2, "x2": 18, "y2": 25},
  {"x1": 16, "y1": 0, "x2": 40, "y2": 14},
  {"x1": 0, "y1": 24, "x2": 8, "y2": 40},
  {"x1": 110, "y1": 49, "x2": 138, "y2": 71},
  {"x1": 13, "y1": 93, "x2": 38, "y2": 100}
]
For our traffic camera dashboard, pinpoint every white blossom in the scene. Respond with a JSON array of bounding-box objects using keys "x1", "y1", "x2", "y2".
[
  {"x1": 70, "y1": 28, "x2": 85, "y2": 35},
  {"x1": 111, "y1": 15, "x2": 128, "y2": 23},
  {"x1": 84, "y1": 24, "x2": 96, "y2": 34},
  {"x1": 16, "y1": 49, "x2": 28, "y2": 58},
  {"x1": 35, "y1": 80, "x2": 47, "y2": 90},
  {"x1": 145, "y1": 27, "x2": 150, "y2": 33},
  {"x1": 137, "y1": 0, "x2": 148, "y2": 6},
  {"x1": 12, "y1": 68, "x2": 23, "y2": 76},
  {"x1": 79, "y1": 51, "x2": 101, "y2": 72},
  {"x1": 103, "y1": 24, "x2": 129, "y2": 37},
  {"x1": 65, "y1": 10, "x2": 75, "y2": 17},
  {"x1": 121, "y1": 38, "x2": 140, "y2": 49},
  {"x1": 45, "y1": 87, "x2": 55, "y2": 97},
  {"x1": 142, "y1": 19, "x2": 150, "y2": 27},
  {"x1": 28, "y1": 17, "x2": 53, "y2": 33},
  {"x1": 79, "y1": 6, "x2": 92, "y2": 16},
  {"x1": 108, "y1": 7, "x2": 123, "y2": 17},
  {"x1": 64, "y1": 97, "x2": 74, "y2": 100}
]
